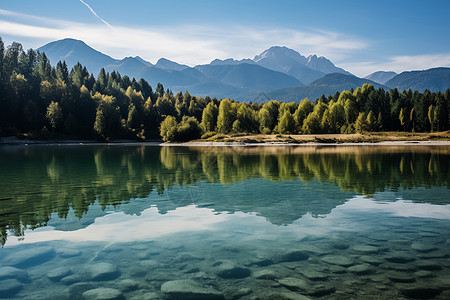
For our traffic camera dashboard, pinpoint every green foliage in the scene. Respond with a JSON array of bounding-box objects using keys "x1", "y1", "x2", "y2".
[
  {"x1": 201, "y1": 101, "x2": 219, "y2": 133},
  {"x1": 302, "y1": 111, "x2": 321, "y2": 133},
  {"x1": 366, "y1": 110, "x2": 377, "y2": 132},
  {"x1": 236, "y1": 103, "x2": 258, "y2": 132},
  {"x1": 46, "y1": 101, "x2": 63, "y2": 131},
  {"x1": 257, "y1": 100, "x2": 280, "y2": 133},
  {"x1": 0, "y1": 37, "x2": 448, "y2": 142},
  {"x1": 278, "y1": 110, "x2": 296, "y2": 134},
  {"x1": 177, "y1": 116, "x2": 201, "y2": 141},
  {"x1": 327, "y1": 101, "x2": 346, "y2": 133},
  {"x1": 355, "y1": 112, "x2": 367, "y2": 133},
  {"x1": 160, "y1": 115, "x2": 178, "y2": 142},
  {"x1": 293, "y1": 98, "x2": 313, "y2": 131},
  {"x1": 217, "y1": 98, "x2": 236, "y2": 133},
  {"x1": 160, "y1": 115, "x2": 200, "y2": 142}
]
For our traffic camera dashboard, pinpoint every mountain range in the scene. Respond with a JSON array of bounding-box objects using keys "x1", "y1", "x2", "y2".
[{"x1": 37, "y1": 38, "x2": 450, "y2": 102}]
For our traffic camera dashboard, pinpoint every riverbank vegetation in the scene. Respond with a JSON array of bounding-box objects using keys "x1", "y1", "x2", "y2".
[{"x1": 0, "y1": 38, "x2": 449, "y2": 142}]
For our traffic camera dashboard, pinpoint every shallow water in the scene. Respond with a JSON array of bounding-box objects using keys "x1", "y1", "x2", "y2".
[{"x1": 0, "y1": 145, "x2": 449, "y2": 299}]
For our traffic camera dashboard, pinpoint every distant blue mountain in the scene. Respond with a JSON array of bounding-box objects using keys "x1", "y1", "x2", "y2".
[
  {"x1": 385, "y1": 67, "x2": 450, "y2": 92},
  {"x1": 155, "y1": 58, "x2": 189, "y2": 71},
  {"x1": 37, "y1": 38, "x2": 119, "y2": 75},
  {"x1": 364, "y1": 71, "x2": 397, "y2": 84},
  {"x1": 37, "y1": 38, "x2": 450, "y2": 102},
  {"x1": 210, "y1": 58, "x2": 255, "y2": 65},
  {"x1": 267, "y1": 73, "x2": 387, "y2": 102},
  {"x1": 253, "y1": 46, "x2": 351, "y2": 84},
  {"x1": 37, "y1": 39, "x2": 304, "y2": 99},
  {"x1": 195, "y1": 63, "x2": 304, "y2": 91}
]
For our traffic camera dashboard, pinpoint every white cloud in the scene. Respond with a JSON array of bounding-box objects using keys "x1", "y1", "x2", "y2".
[{"x1": 0, "y1": 9, "x2": 367, "y2": 66}]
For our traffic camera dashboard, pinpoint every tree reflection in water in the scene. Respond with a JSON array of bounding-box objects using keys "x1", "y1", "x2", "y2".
[{"x1": 0, "y1": 144, "x2": 449, "y2": 246}]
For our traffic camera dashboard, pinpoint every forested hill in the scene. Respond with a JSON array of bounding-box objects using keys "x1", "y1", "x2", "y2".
[
  {"x1": 385, "y1": 67, "x2": 450, "y2": 92},
  {"x1": 0, "y1": 38, "x2": 449, "y2": 142}
]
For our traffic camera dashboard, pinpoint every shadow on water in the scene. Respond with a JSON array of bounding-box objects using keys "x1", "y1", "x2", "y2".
[{"x1": 0, "y1": 144, "x2": 449, "y2": 245}]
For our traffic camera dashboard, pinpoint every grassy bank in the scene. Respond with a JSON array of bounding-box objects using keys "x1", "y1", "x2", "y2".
[{"x1": 194, "y1": 131, "x2": 450, "y2": 144}]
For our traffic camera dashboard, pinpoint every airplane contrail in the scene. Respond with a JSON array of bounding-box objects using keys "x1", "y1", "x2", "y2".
[{"x1": 79, "y1": 0, "x2": 113, "y2": 29}]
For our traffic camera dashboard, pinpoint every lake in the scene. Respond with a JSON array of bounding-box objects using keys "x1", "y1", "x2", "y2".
[{"x1": 0, "y1": 144, "x2": 449, "y2": 299}]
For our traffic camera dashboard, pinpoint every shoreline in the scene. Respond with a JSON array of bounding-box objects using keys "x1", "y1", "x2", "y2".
[
  {"x1": 169, "y1": 140, "x2": 450, "y2": 146},
  {"x1": 1, "y1": 136, "x2": 450, "y2": 147}
]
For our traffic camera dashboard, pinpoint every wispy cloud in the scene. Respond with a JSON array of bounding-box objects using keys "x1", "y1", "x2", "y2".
[{"x1": 79, "y1": 0, "x2": 113, "y2": 29}]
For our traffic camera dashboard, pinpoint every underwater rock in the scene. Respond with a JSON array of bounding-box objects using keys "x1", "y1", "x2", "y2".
[
  {"x1": 359, "y1": 255, "x2": 383, "y2": 265},
  {"x1": 321, "y1": 255, "x2": 353, "y2": 267},
  {"x1": 82, "y1": 288, "x2": 125, "y2": 300},
  {"x1": 297, "y1": 245, "x2": 331, "y2": 256},
  {"x1": 249, "y1": 257, "x2": 274, "y2": 266},
  {"x1": 0, "y1": 279, "x2": 23, "y2": 298},
  {"x1": 65, "y1": 282, "x2": 95, "y2": 298},
  {"x1": 224, "y1": 287, "x2": 252, "y2": 299},
  {"x1": 305, "y1": 285, "x2": 335, "y2": 297},
  {"x1": 414, "y1": 270, "x2": 433, "y2": 278},
  {"x1": 351, "y1": 245, "x2": 379, "y2": 254},
  {"x1": 417, "y1": 251, "x2": 448, "y2": 259},
  {"x1": 398, "y1": 284, "x2": 442, "y2": 299},
  {"x1": 435, "y1": 275, "x2": 450, "y2": 289},
  {"x1": 6, "y1": 246, "x2": 55, "y2": 268},
  {"x1": 278, "y1": 250, "x2": 309, "y2": 262},
  {"x1": 411, "y1": 242, "x2": 438, "y2": 253},
  {"x1": 297, "y1": 269, "x2": 328, "y2": 281},
  {"x1": 47, "y1": 267, "x2": 72, "y2": 282},
  {"x1": 381, "y1": 262, "x2": 416, "y2": 272},
  {"x1": 87, "y1": 262, "x2": 120, "y2": 281},
  {"x1": 384, "y1": 252, "x2": 415, "y2": 263},
  {"x1": 348, "y1": 264, "x2": 372, "y2": 275},
  {"x1": 116, "y1": 279, "x2": 140, "y2": 292},
  {"x1": 128, "y1": 291, "x2": 160, "y2": 300},
  {"x1": 57, "y1": 248, "x2": 82, "y2": 258},
  {"x1": 278, "y1": 277, "x2": 309, "y2": 291},
  {"x1": 278, "y1": 277, "x2": 334, "y2": 296},
  {"x1": 139, "y1": 259, "x2": 159, "y2": 268},
  {"x1": 328, "y1": 240, "x2": 349, "y2": 250},
  {"x1": 262, "y1": 292, "x2": 312, "y2": 300},
  {"x1": 215, "y1": 262, "x2": 251, "y2": 279},
  {"x1": 327, "y1": 265, "x2": 347, "y2": 273},
  {"x1": 60, "y1": 274, "x2": 85, "y2": 285},
  {"x1": 160, "y1": 280, "x2": 224, "y2": 300},
  {"x1": 414, "y1": 260, "x2": 442, "y2": 270},
  {"x1": 385, "y1": 271, "x2": 415, "y2": 283},
  {"x1": 253, "y1": 269, "x2": 278, "y2": 280},
  {"x1": 0, "y1": 266, "x2": 30, "y2": 283}
]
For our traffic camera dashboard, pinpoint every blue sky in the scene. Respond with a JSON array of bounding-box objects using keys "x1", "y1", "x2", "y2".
[{"x1": 0, "y1": 0, "x2": 449, "y2": 76}]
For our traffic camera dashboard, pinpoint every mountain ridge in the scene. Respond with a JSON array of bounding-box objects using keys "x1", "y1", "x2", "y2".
[
  {"x1": 37, "y1": 38, "x2": 450, "y2": 102},
  {"x1": 364, "y1": 71, "x2": 397, "y2": 84},
  {"x1": 385, "y1": 67, "x2": 450, "y2": 92}
]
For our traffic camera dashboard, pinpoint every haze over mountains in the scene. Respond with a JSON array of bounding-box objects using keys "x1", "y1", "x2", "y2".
[
  {"x1": 364, "y1": 71, "x2": 398, "y2": 84},
  {"x1": 38, "y1": 38, "x2": 450, "y2": 102}
]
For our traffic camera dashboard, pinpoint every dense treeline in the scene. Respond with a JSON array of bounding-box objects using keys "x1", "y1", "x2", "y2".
[
  {"x1": 0, "y1": 38, "x2": 448, "y2": 141},
  {"x1": 1, "y1": 145, "x2": 448, "y2": 245}
]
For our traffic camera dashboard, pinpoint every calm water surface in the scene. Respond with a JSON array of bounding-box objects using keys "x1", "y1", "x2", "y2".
[{"x1": 0, "y1": 145, "x2": 449, "y2": 299}]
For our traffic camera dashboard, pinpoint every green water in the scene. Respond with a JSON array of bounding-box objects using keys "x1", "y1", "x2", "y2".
[{"x1": 0, "y1": 145, "x2": 449, "y2": 299}]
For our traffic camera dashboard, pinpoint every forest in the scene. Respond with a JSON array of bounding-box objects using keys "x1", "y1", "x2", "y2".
[{"x1": 0, "y1": 38, "x2": 449, "y2": 142}]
